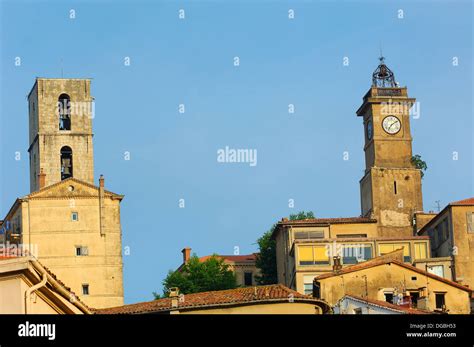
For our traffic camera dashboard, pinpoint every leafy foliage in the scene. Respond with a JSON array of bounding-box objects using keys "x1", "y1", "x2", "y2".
[
  {"x1": 411, "y1": 154, "x2": 428, "y2": 178},
  {"x1": 255, "y1": 211, "x2": 315, "y2": 285},
  {"x1": 156, "y1": 254, "x2": 237, "y2": 298}
]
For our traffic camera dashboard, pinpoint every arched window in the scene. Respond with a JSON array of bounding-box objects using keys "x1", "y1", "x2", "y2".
[
  {"x1": 60, "y1": 146, "x2": 73, "y2": 180},
  {"x1": 58, "y1": 94, "x2": 71, "y2": 130}
]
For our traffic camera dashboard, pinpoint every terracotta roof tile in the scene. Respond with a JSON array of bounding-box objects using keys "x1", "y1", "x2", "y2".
[
  {"x1": 450, "y1": 197, "x2": 474, "y2": 206},
  {"x1": 96, "y1": 284, "x2": 328, "y2": 314},
  {"x1": 198, "y1": 254, "x2": 257, "y2": 263},
  {"x1": 279, "y1": 217, "x2": 377, "y2": 226}
]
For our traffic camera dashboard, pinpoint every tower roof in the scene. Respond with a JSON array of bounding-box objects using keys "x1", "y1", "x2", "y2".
[{"x1": 372, "y1": 56, "x2": 398, "y2": 88}]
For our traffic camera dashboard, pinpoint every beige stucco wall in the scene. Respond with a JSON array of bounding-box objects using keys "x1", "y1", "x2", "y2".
[
  {"x1": 419, "y1": 205, "x2": 474, "y2": 290},
  {"x1": 229, "y1": 263, "x2": 260, "y2": 287},
  {"x1": 273, "y1": 222, "x2": 427, "y2": 291},
  {"x1": 178, "y1": 302, "x2": 323, "y2": 314},
  {"x1": 0, "y1": 272, "x2": 85, "y2": 314},
  {"x1": 451, "y1": 206, "x2": 474, "y2": 289},
  {"x1": 0, "y1": 276, "x2": 23, "y2": 313},
  {"x1": 317, "y1": 263, "x2": 471, "y2": 314},
  {"x1": 16, "y1": 186, "x2": 124, "y2": 309}
]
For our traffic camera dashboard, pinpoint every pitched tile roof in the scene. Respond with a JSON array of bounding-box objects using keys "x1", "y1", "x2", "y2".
[
  {"x1": 0, "y1": 254, "x2": 91, "y2": 313},
  {"x1": 450, "y1": 197, "x2": 474, "y2": 206},
  {"x1": 198, "y1": 254, "x2": 257, "y2": 263},
  {"x1": 96, "y1": 284, "x2": 329, "y2": 314},
  {"x1": 418, "y1": 197, "x2": 474, "y2": 235},
  {"x1": 315, "y1": 251, "x2": 472, "y2": 293},
  {"x1": 278, "y1": 217, "x2": 377, "y2": 226},
  {"x1": 342, "y1": 295, "x2": 431, "y2": 314}
]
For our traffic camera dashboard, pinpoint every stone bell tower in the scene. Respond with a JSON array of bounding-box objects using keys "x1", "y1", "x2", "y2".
[
  {"x1": 28, "y1": 78, "x2": 94, "y2": 192},
  {"x1": 357, "y1": 57, "x2": 423, "y2": 237}
]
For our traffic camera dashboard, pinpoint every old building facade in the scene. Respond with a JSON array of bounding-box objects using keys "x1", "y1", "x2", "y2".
[
  {"x1": 273, "y1": 59, "x2": 435, "y2": 296},
  {"x1": 313, "y1": 250, "x2": 472, "y2": 314},
  {"x1": 1, "y1": 78, "x2": 124, "y2": 309},
  {"x1": 418, "y1": 198, "x2": 474, "y2": 291}
]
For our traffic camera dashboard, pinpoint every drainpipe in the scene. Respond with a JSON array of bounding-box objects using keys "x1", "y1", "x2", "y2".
[
  {"x1": 30, "y1": 260, "x2": 90, "y2": 314},
  {"x1": 99, "y1": 175, "x2": 105, "y2": 236},
  {"x1": 24, "y1": 265, "x2": 48, "y2": 314}
]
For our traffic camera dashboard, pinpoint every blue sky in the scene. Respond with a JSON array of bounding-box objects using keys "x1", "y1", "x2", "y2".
[{"x1": 0, "y1": 0, "x2": 472, "y2": 304}]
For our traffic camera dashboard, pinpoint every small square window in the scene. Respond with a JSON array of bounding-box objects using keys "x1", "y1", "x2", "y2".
[
  {"x1": 82, "y1": 284, "x2": 89, "y2": 296},
  {"x1": 435, "y1": 293, "x2": 446, "y2": 310},
  {"x1": 71, "y1": 212, "x2": 79, "y2": 221},
  {"x1": 76, "y1": 246, "x2": 88, "y2": 256}
]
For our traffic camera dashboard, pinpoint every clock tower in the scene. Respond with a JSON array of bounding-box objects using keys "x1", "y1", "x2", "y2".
[{"x1": 357, "y1": 57, "x2": 423, "y2": 237}]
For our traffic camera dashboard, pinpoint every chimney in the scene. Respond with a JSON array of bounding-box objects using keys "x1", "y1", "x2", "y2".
[
  {"x1": 182, "y1": 247, "x2": 191, "y2": 264},
  {"x1": 38, "y1": 168, "x2": 46, "y2": 189},
  {"x1": 169, "y1": 287, "x2": 179, "y2": 308},
  {"x1": 99, "y1": 175, "x2": 105, "y2": 236},
  {"x1": 333, "y1": 256, "x2": 342, "y2": 273}
]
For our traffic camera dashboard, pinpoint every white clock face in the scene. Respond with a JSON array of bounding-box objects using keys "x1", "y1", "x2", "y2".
[{"x1": 382, "y1": 116, "x2": 401, "y2": 134}]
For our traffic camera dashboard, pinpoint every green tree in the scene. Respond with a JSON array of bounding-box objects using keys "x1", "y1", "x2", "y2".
[
  {"x1": 156, "y1": 254, "x2": 237, "y2": 298},
  {"x1": 255, "y1": 227, "x2": 278, "y2": 285},
  {"x1": 255, "y1": 211, "x2": 315, "y2": 285},
  {"x1": 411, "y1": 154, "x2": 428, "y2": 178}
]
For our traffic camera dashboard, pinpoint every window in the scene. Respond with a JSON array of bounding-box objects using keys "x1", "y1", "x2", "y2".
[
  {"x1": 303, "y1": 276, "x2": 315, "y2": 295},
  {"x1": 427, "y1": 265, "x2": 444, "y2": 278},
  {"x1": 467, "y1": 212, "x2": 473, "y2": 233},
  {"x1": 303, "y1": 283, "x2": 313, "y2": 295},
  {"x1": 244, "y1": 272, "x2": 253, "y2": 286},
  {"x1": 336, "y1": 234, "x2": 367, "y2": 238},
  {"x1": 341, "y1": 245, "x2": 373, "y2": 264},
  {"x1": 60, "y1": 146, "x2": 73, "y2": 180},
  {"x1": 298, "y1": 245, "x2": 329, "y2": 266},
  {"x1": 294, "y1": 231, "x2": 324, "y2": 239},
  {"x1": 58, "y1": 94, "x2": 71, "y2": 130},
  {"x1": 82, "y1": 284, "x2": 89, "y2": 296},
  {"x1": 378, "y1": 243, "x2": 411, "y2": 262},
  {"x1": 414, "y1": 243, "x2": 427, "y2": 260},
  {"x1": 409, "y1": 292, "x2": 420, "y2": 308},
  {"x1": 71, "y1": 212, "x2": 79, "y2": 221},
  {"x1": 394, "y1": 181, "x2": 397, "y2": 194},
  {"x1": 435, "y1": 293, "x2": 446, "y2": 310},
  {"x1": 76, "y1": 246, "x2": 88, "y2": 256},
  {"x1": 384, "y1": 293, "x2": 394, "y2": 304},
  {"x1": 354, "y1": 308, "x2": 362, "y2": 314}
]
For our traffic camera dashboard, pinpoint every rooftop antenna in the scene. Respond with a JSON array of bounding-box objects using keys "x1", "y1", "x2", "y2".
[{"x1": 435, "y1": 200, "x2": 441, "y2": 212}]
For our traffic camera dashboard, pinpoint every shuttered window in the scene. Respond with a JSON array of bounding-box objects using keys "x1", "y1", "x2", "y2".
[
  {"x1": 467, "y1": 212, "x2": 473, "y2": 233},
  {"x1": 299, "y1": 246, "x2": 314, "y2": 265},
  {"x1": 378, "y1": 243, "x2": 411, "y2": 262},
  {"x1": 414, "y1": 243, "x2": 427, "y2": 260},
  {"x1": 313, "y1": 246, "x2": 329, "y2": 264},
  {"x1": 298, "y1": 246, "x2": 329, "y2": 265}
]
